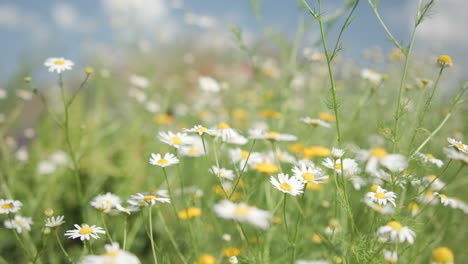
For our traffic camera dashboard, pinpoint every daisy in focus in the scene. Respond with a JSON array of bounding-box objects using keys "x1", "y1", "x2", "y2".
[
  {"x1": 292, "y1": 164, "x2": 328, "y2": 184},
  {"x1": 149, "y1": 153, "x2": 179, "y2": 167},
  {"x1": 65, "y1": 224, "x2": 106, "y2": 241},
  {"x1": 377, "y1": 221, "x2": 415, "y2": 244},
  {"x1": 158, "y1": 131, "x2": 192, "y2": 149},
  {"x1": 90, "y1": 192, "x2": 122, "y2": 213},
  {"x1": 366, "y1": 185, "x2": 397, "y2": 206},
  {"x1": 447, "y1": 137, "x2": 467, "y2": 153},
  {"x1": 270, "y1": 173, "x2": 305, "y2": 196},
  {"x1": 44, "y1": 57, "x2": 74, "y2": 73},
  {"x1": 128, "y1": 192, "x2": 171, "y2": 206},
  {"x1": 0, "y1": 199, "x2": 22, "y2": 214},
  {"x1": 45, "y1": 215, "x2": 65, "y2": 228}
]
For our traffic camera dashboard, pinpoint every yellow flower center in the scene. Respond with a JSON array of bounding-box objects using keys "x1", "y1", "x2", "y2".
[
  {"x1": 241, "y1": 150, "x2": 249, "y2": 159},
  {"x1": 158, "y1": 159, "x2": 169, "y2": 165},
  {"x1": 171, "y1": 137, "x2": 182, "y2": 145},
  {"x1": 178, "y1": 207, "x2": 202, "y2": 219},
  {"x1": 279, "y1": 183, "x2": 293, "y2": 192},
  {"x1": 334, "y1": 163, "x2": 342, "y2": 170},
  {"x1": 426, "y1": 153, "x2": 434, "y2": 159},
  {"x1": 375, "y1": 192, "x2": 386, "y2": 199},
  {"x1": 79, "y1": 226, "x2": 93, "y2": 235},
  {"x1": 303, "y1": 146, "x2": 331, "y2": 158},
  {"x1": 189, "y1": 147, "x2": 199, "y2": 155},
  {"x1": 143, "y1": 195, "x2": 157, "y2": 202},
  {"x1": 105, "y1": 250, "x2": 118, "y2": 257},
  {"x1": 302, "y1": 172, "x2": 315, "y2": 181},
  {"x1": 1, "y1": 203, "x2": 13, "y2": 209},
  {"x1": 427, "y1": 175, "x2": 437, "y2": 181},
  {"x1": 254, "y1": 162, "x2": 279, "y2": 174},
  {"x1": 371, "y1": 147, "x2": 388, "y2": 157},
  {"x1": 153, "y1": 114, "x2": 174, "y2": 124},
  {"x1": 439, "y1": 194, "x2": 448, "y2": 199},
  {"x1": 311, "y1": 233, "x2": 323, "y2": 244},
  {"x1": 266, "y1": 131, "x2": 280, "y2": 139},
  {"x1": 437, "y1": 55, "x2": 452, "y2": 67},
  {"x1": 407, "y1": 203, "x2": 419, "y2": 211},
  {"x1": 217, "y1": 122, "x2": 230, "y2": 129},
  {"x1": 223, "y1": 247, "x2": 241, "y2": 257},
  {"x1": 387, "y1": 221, "x2": 403, "y2": 231},
  {"x1": 431, "y1": 247, "x2": 454, "y2": 262},
  {"x1": 455, "y1": 142, "x2": 464, "y2": 150},
  {"x1": 196, "y1": 126, "x2": 208, "y2": 133},
  {"x1": 319, "y1": 112, "x2": 336, "y2": 122},
  {"x1": 54, "y1": 59, "x2": 65, "y2": 65},
  {"x1": 198, "y1": 254, "x2": 216, "y2": 264},
  {"x1": 370, "y1": 185, "x2": 379, "y2": 193},
  {"x1": 234, "y1": 205, "x2": 251, "y2": 216}
]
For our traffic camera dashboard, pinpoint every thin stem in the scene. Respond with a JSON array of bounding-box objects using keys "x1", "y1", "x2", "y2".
[
  {"x1": 162, "y1": 167, "x2": 179, "y2": 219},
  {"x1": 283, "y1": 194, "x2": 289, "y2": 241},
  {"x1": 123, "y1": 217, "x2": 128, "y2": 250},
  {"x1": 100, "y1": 213, "x2": 114, "y2": 243},
  {"x1": 367, "y1": 0, "x2": 404, "y2": 51},
  {"x1": 229, "y1": 139, "x2": 256, "y2": 199},
  {"x1": 148, "y1": 206, "x2": 159, "y2": 264},
  {"x1": 202, "y1": 136, "x2": 229, "y2": 199},
  {"x1": 156, "y1": 209, "x2": 187, "y2": 264},
  {"x1": 411, "y1": 113, "x2": 452, "y2": 158},
  {"x1": 54, "y1": 229, "x2": 73, "y2": 263}
]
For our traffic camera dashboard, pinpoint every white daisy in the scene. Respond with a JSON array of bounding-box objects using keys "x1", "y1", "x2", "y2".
[
  {"x1": 212, "y1": 123, "x2": 248, "y2": 145},
  {"x1": 331, "y1": 147, "x2": 345, "y2": 159},
  {"x1": 361, "y1": 68, "x2": 383, "y2": 85},
  {"x1": 45, "y1": 215, "x2": 65, "y2": 228},
  {"x1": 349, "y1": 175, "x2": 367, "y2": 190},
  {"x1": 129, "y1": 74, "x2": 149, "y2": 89},
  {"x1": 115, "y1": 203, "x2": 140, "y2": 215},
  {"x1": 270, "y1": 149, "x2": 297, "y2": 164},
  {"x1": 210, "y1": 166, "x2": 235, "y2": 181},
  {"x1": 377, "y1": 221, "x2": 415, "y2": 244},
  {"x1": 270, "y1": 173, "x2": 305, "y2": 196},
  {"x1": 37, "y1": 160, "x2": 57, "y2": 175},
  {"x1": 65, "y1": 224, "x2": 106, "y2": 241},
  {"x1": 383, "y1": 250, "x2": 398, "y2": 264},
  {"x1": 149, "y1": 153, "x2": 179, "y2": 167},
  {"x1": 128, "y1": 192, "x2": 170, "y2": 207},
  {"x1": 158, "y1": 131, "x2": 192, "y2": 149},
  {"x1": 364, "y1": 199, "x2": 395, "y2": 215},
  {"x1": 0, "y1": 199, "x2": 22, "y2": 214},
  {"x1": 443, "y1": 147, "x2": 468, "y2": 163},
  {"x1": 178, "y1": 136, "x2": 205, "y2": 157},
  {"x1": 198, "y1": 76, "x2": 220, "y2": 93},
  {"x1": 423, "y1": 175, "x2": 446, "y2": 191},
  {"x1": 355, "y1": 148, "x2": 407, "y2": 176},
  {"x1": 435, "y1": 193, "x2": 459, "y2": 208},
  {"x1": 80, "y1": 242, "x2": 141, "y2": 264},
  {"x1": 248, "y1": 129, "x2": 297, "y2": 142},
  {"x1": 0, "y1": 89, "x2": 6, "y2": 99},
  {"x1": 322, "y1": 158, "x2": 360, "y2": 176},
  {"x1": 415, "y1": 152, "x2": 443, "y2": 168},
  {"x1": 44, "y1": 57, "x2": 74, "y2": 73},
  {"x1": 183, "y1": 125, "x2": 215, "y2": 136},
  {"x1": 300, "y1": 117, "x2": 331, "y2": 128},
  {"x1": 90, "y1": 193, "x2": 122, "y2": 213},
  {"x1": 292, "y1": 164, "x2": 328, "y2": 184},
  {"x1": 4, "y1": 216, "x2": 32, "y2": 233},
  {"x1": 213, "y1": 200, "x2": 272, "y2": 230},
  {"x1": 447, "y1": 137, "x2": 468, "y2": 153},
  {"x1": 366, "y1": 186, "x2": 397, "y2": 206},
  {"x1": 50, "y1": 150, "x2": 69, "y2": 166}
]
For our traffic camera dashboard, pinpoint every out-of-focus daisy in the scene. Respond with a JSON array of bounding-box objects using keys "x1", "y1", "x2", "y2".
[
  {"x1": 50, "y1": 150, "x2": 69, "y2": 166},
  {"x1": 184, "y1": 125, "x2": 215, "y2": 136},
  {"x1": 447, "y1": 137, "x2": 467, "y2": 153},
  {"x1": 210, "y1": 166, "x2": 235, "y2": 181},
  {"x1": 37, "y1": 160, "x2": 57, "y2": 175},
  {"x1": 229, "y1": 256, "x2": 239, "y2": 264},
  {"x1": 364, "y1": 198, "x2": 394, "y2": 215},
  {"x1": 443, "y1": 147, "x2": 468, "y2": 163},
  {"x1": 90, "y1": 193, "x2": 122, "y2": 213},
  {"x1": 292, "y1": 164, "x2": 328, "y2": 184},
  {"x1": 44, "y1": 57, "x2": 74, "y2": 73},
  {"x1": 355, "y1": 147, "x2": 407, "y2": 176},
  {"x1": 229, "y1": 148, "x2": 262, "y2": 169},
  {"x1": 0, "y1": 199, "x2": 22, "y2": 214},
  {"x1": 45, "y1": 215, "x2": 65, "y2": 228},
  {"x1": 213, "y1": 200, "x2": 272, "y2": 230},
  {"x1": 418, "y1": 191, "x2": 438, "y2": 205},
  {"x1": 377, "y1": 221, "x2": 415, "y2": 244},
  {"x1": 178, "y1": 207, "x2": 202, "y2": 220},
  {"x1": 437, "y1": 55, "x2": 453, "y2": 68},
  {"x1": 270, "y1": 149, "x2": 297, "y2": 164},
  {"x1": 431, "y1": 247, "x2": 454, "y2": 264},
  {"x1": 212, "y1": 123, "x2": 248, "y2": 145},
  {"x1": 303, "y1": 146, "x2": 331, "y2": 159},
  {"x1": 318, "y1": 112, "x2": 336, "y2": 123},
  {"x1": 158, "y1": 131, "x2": 192, "y2": 149},
  {"x1": 366, "y1": 185, "x2": 397, "y2": 206},
  {"x1": 435, "y1": 193, "x2": 459, "y2": 208},
  {"x1": 415, "y1": 152, "x2": 443, "y2": 167},
  {"x1": 128, "y1": 192, "x2": 170, "y2": 206},
  {"x1": 361, "y1": 68, "x2": 383, "y2": 85},
  {"x1": 383, "y1": 250, "x2": 398, "y2": 264},
  {"x1": 423, "y1": 175, "x2": 446, "y2": 191},
  {"x1": 65, "y1": 224, "x2": 105, "y2": 241},
  {"x1": 15, "y1": 147, "x2": 29, "y2": 162},
  {"x1": 331, "y1": 147, "x2": 345, "y2": 159},
  {"x1": 249, "y1": 129, "x2": 297, "y2": 142},
  {"x1": 0, "y1": 89, "x2": 6, "y2": 99},
  {"x1": 80, "y1": 242, "x2": 141, "y2": 264},
  {"x1": 115, "y1": 203, "x2": 140, "y2": 215},
  {"x1": 303, "y1": 48, "x2": 326, "y2": 62},
  {"x1": 324, "y1": 218, "x2": 341, "y2": 235},
  {"x1": 4, "y1": 216, "x2": 32, "y2": 233},
  {"x1": 129, "y1": 74, "x2": 149, "y2": 89},
  {"x1": 198, "y1": 76, "x2": 221, "y2": 93},
  {"x1": 149, "y1": 153, "x2": 179, "y2": 167},
  {"x1": 322, "y1": 158, "x2": 360, "y2": 176},
  {"x1": 270, "y1": 173, "x2": 305, "y2": 196},
  {"x1": 300, "y1": 117, "x2": 331, "y2": 128},
  {"x1": 16, "y1": 89, "x2": 33, "y2": 101},
  {"x1": 407, "y1": 202, "x2": 420, "y2": 216},
  {"x1": 349, "y1": 175, "x2": 367, "y2": 190}
]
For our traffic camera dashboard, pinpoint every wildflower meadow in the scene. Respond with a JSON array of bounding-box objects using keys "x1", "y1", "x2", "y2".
[{"x1": 0, "y1": 0, "x2": 467, "y2": 263}]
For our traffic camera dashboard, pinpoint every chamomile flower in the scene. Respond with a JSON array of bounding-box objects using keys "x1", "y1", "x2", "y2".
[
  {"x1": 383, "y1": 250, "x2": 398, "y2": 264},
  {"x1": 90, "y1": 193, "x2": 122, "y2": 213},
  {"x1": 212, "y1": 123, "x2": 248, "y2": 145},
  {"x1": 366, "y1": 185, "x2": 397, "y2": 206},
  {"x1": 443, "y1": 147, "x2": 468, "y2": 163},
  {"x1": 4, "y1": 216, "x2": 33, "y2": 233},
  {"x1": 431, "y1": 247, "x2": 454, "y2": 264},
  {"x1": 415, "y1": 152, "x2": 444, "y2": 167},
  {"x1": 364, "y1": 199, "x2": 394, "y2": 215},
  {"x1": 129, "y1": 74, "x2": 149, "y2": 89},
  {"x1": 423, "y1": 175, "x2": 446, "y2": 191},
  {"x1": 158, "y1": 131, "x2": 192, "y2": 149},
  {"x1": 45, "y1": 215, "x2": 65, "y2": 228},
  {"x1": 355, "y1": 147, "x2": 408, "y2": 176},
  {"x1": 213, "y1": 200, "x2": 272, "y2": 230},
  {"x1": 435, "y1": 193, "x2": 459, "y2": 208},
  {"x1": 128, "y1": 192, "x2": 170, "y2": 206},
  {"x1": 300, "y1": 117, "x2": 331, "y2": 128},
  {"x1": 210, "y1": 166, "x2": 235, "y2": 181},
  {"x1": 80, "y1": 242, "x2": 141, "y2": 264},
  {"x1": 447, "y1": 137, "x2": 467, "y2": 153},
  {"x1": 249, "y1": 129, "x2": 297, "y2": 142},
  {"x1": 65, "y1": 224, "x2": 105, "y2": 241},
  {"x1": 270, "y1": 173, "x2": 305, "y2": 196},
  {"x1": 149, "y1": 153, "x2": 179, "y2": 167},
  {"x1": 437, "y1": 55, "x2": 453, "y2": 68},
  {"x1": 0, "y1": 199, "x2": 22, "y2": 214},
  {"x1": 322, "y1": 158, "x2": 360, "y2": 176},
  {"x1": 377, "y1": 221, "x2": 415, "y2": 244},
  {"x1": 44, "y1": 57, "x2": 74, "y2": 73},
  {"x1": 331, "y1": 147, "x2": 345, "y2": 159},
  {"x1": 361, "y1": 68, "x2": 383, "y2": 85},
  {"x1": 115, "y1": 203, "x2": 140, "y2": 215},
  {"x1": 184, "y1": 125, "x2": 215, "y2": 136},
  {"x1": 198, "y1": 76, "x2": 221, "y2": 93},
  {"x1": 292, "y1": 164, "x2": 328, "y2": 184}
]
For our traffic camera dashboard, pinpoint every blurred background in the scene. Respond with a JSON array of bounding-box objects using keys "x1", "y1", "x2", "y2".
[{"x1": 0, "y1": 0, "x2": 466, "y2": 80}]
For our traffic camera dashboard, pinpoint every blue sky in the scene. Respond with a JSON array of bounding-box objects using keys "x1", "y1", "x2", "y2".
[{"x1": 0, "y1": 0, "x2": 466, "y2": 79}]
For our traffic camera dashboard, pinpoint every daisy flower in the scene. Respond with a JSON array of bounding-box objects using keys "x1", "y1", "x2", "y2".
[
  {"x1": 361, "y1": 68, "x2": 383, "y2": 85},
  {"x1": 423, "y1": 175, "x2": 446, "y2": 191},
  {"x1": 158, "y1": 131, "x2": 192, "y2": 149},
  {"x1": 322, "y1": 158, "x2": 360, "y2": 176},
  {"x1": 431, "y1": 247, "x2": 454, "y2": 264},
  {"x1": 366, "y1": 185, "x2": 397, "y2": 206},
  {"x1": 383, "y1": 250, "x2": 398, "y2": 264},
  {"x1": 149, "y1": 153, "x2": 179, "y2": 167},
  {"x1": 300, "y1": 117, "x2": 331, "y2": 128},
  {"x1": 0, "y1": 199, "x2": 22, "y2": 214},
  {"x1": 364, "y1": 199, "x2": 394, "y2": 215},
  {"x1": 212, "y1": 123, "x2": 248, "y2": 145},
  {"x1": 115, "y1": 204, "x2": 140, "y2": 215},
  {"x1": 129, "y1": 74, "x2": 149, "y2": 89},
  {"x1": 213, "y1": 200, "x2": 272, "y2": 230},
  {"x1": 183, "y1": 125, "x2": 215, "y2": 136},
  {"x1": 4, "y1": 216, "x2": 33, "y2": 233},
  {"x1": 80, "y1": 242, "x2": 141, "y2": 264},
  {"x1": 443, "y1": 147, "x2": 468, "y2": 163},
  {"x1": 331, "y1": 147, "x2": 345, "y2": 159},
  {"x1": 65, "y1": 224, "x2": 105, "y2": 241},
  {"x1": 210, "y1": 166, "x2": 235, "y2": 181},
  {"x1": 415, "y1": 152, "x2": 443, "y2": 167},
  {"x1": 377, "y1": 221, "x2": 415, "y2": 244},
  {"x1": 90, "y1": 192, "x2": 122, "y2": 213},
  {"x1": 249, "y1": 129, "x2": 297, "y2": 142},
  {"x1": 437, "y1": 54, "x2": 453, "y2": 68},
  {"x1": 44, "y1": 57, "x2": 74, "y2": 73},
  {"x1": 198, "y1": 76, "x2": 221, "y2": 93},
  {"x1": 355, "y1": 147, "x2": 408, "y2": 176},
  {"x1": 178, "y1": 136, "x2": 205, "y2": 157},
  {"x1": 45, "y1": 215, "x2": 65, "y2": 228},
  {"x1": 292, "y1": 164, "x2": 328, "y2": 184},
  {"x1": 270, "y1": 173, "x2": 305, "y2": 196},
  {"x1": 447, "y1": 137, "x2": 467, "y2": 153},
  {"x1": 435, "y1": 193, "x2": 459, "y2": 208},
  {"x1": 128, "y1": 192, "x2": 170, "y2": 207}
]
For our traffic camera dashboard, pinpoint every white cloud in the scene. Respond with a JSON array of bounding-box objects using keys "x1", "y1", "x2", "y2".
[{"x1": 52, "y1": 3, "x2": 95, "y2": 32}]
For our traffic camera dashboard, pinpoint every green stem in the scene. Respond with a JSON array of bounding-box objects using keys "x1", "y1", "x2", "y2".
[
  {"x1": 100, "y1": 213, "x2": 114, "y2": 243},
  {"x1": 123, "y1": 216, "x2": 127, "y2": 250},
  {"x1": 229, "y1": 139, "x2": 256, "y2": 199},
  {"x1": 162, "y1": 167, "x2": 179, "y2": 219},
  {"x1": 55, "y1": 229, "x2": 73, "y2": 263},
  {"x1": 156, "y1": 209, "x2": 187, "y2": 264},
  {"x1": 148, "y1": 206, "x2": 159, "y2": 264}
]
